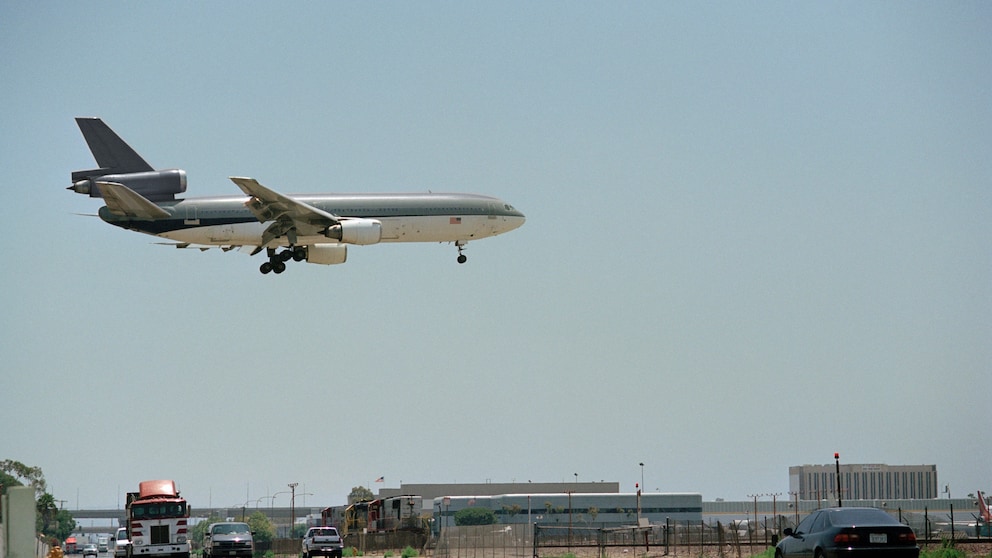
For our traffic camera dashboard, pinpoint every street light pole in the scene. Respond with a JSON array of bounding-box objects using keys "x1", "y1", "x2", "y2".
[
  {"x1": 638, "y1": 462, "x2": 644, "y2": 525},
  {"x1": 834, "y1": 453, "x2": 842, "y2": 507}
]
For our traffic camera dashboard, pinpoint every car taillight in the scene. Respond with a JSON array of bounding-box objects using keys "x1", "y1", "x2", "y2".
[
  {"x1": 833, "y1": 532, "x2": 861, "y2": 544},
  {"x1": 898, "y1": 532, "x2": 916, "y2": 543}
]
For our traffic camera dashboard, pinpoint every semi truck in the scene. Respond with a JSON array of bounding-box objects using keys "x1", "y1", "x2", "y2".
[{"x1": 126, "y1": 480, "x2": 191, "y2": 558}]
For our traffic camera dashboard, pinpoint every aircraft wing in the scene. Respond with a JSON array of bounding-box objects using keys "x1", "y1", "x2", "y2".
[
  {"x1": 229, "y1": 177, "x2": 340, "y2": 246},
  {"x1": 97, "y1": 181, "x2": 170, "y2": 219}
]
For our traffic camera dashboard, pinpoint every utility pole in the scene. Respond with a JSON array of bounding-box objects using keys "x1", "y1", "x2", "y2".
[
  {"x1": 771, "y1": 493, "x2": 781, "y2": 536},
  {"x1": 288, "y1": 482, "x2": 299, "y2": 537}
]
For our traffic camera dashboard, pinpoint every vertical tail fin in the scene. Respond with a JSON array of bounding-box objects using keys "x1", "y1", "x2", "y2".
[
  {"x1": 70, "y1": 118, "x2": 186, "y2": 202},
  {"x1": 979, "y1": 490, "x2": 991, "y2": 522},
  {"x1": 74, "y1": 117, "x2": 154, "y2": 175}
]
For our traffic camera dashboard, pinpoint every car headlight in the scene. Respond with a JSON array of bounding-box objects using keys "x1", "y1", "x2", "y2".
[
  {"x1": 176, "y1": 536, "x2": 187, "y2": 543},
  {"x1": 134, "y1": 539, "x2": 144, "y2": 547}
]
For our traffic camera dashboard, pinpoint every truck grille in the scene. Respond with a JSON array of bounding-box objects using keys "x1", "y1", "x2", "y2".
[{"x1": 151, "y1": 526, "x2": 170, "y2": 545}]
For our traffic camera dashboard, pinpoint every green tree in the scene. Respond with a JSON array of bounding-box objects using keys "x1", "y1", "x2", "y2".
[
  {"x1": 54, "y1": 509, "x2": 76, "y2": 541},
  {"x1": 246, "y1": 511, "x2": 275, "y2": 544},
  {"x1": 37, "y1": 493, "x2": 59, "y2": 534},
  {"x1": 0, "y1": 460, "x2": 74, "y2": 538},
  {"x1": 454, "y1": 508, "x2": 495, "y2": 526},
  {"x1": 1, "y1": 459, "x2": 47, "y2": 496},
  {"x1": 192, "y1": 515, "x2": 225, "y2": 547},
  {"x1": 348, "y1": 487, "x2": 373, "y2": 504}
]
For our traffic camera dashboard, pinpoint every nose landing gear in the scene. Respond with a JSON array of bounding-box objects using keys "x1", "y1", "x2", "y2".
[{"x1": 456, "y1": 240, "x2": 468, "y2": 264}]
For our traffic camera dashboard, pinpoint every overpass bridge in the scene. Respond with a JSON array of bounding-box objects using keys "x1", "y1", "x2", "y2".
[{"x1": 68, "y1": 507, "x2": 322, "y2": 535}]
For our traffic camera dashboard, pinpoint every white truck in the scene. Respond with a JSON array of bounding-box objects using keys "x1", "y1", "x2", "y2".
[
  {"x1": 126, "y1": 480, "x2": 191, "y2": 558},
  {"x1": 301, "y1": 527, "x2": 343, "y2": 558},
  {"x1": 202, "y1": 522, "x2": 253, "y2": 558}
]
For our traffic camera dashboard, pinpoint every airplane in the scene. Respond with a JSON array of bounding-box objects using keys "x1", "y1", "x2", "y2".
[{"x1": 68, "y1": 118, "x2": 525, "y2": 275}]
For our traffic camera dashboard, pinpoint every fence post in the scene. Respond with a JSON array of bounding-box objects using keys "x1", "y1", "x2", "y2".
[{"x1": 665, "y1": 517, "x2": 670, "y2": 556}]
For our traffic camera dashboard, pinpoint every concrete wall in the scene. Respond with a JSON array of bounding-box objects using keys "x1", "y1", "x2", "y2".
[{"x1": 3, "y1": 487, "x2": 37, "y2": 558}]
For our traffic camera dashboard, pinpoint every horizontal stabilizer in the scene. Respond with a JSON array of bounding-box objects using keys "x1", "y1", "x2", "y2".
[{"x1": 97, "y1": 181, "x2": 170, "y2": 220}]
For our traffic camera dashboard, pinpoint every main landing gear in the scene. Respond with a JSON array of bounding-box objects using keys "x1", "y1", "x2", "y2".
[
  {"x1": 456, "y1": 240, "x2": 468, "y2": 264},
  {"x1": 259, "y1": 246, "x2": 306, "y2": 274}
]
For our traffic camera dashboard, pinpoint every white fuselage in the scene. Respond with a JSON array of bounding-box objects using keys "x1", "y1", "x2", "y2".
[{"x1": 100, "y1": 192, "x2": 525, "y2": 249}]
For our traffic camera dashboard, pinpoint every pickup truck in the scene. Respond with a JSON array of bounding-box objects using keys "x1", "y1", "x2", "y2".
[
  {"x1": 301, "y1": 527, "x2": 343, "y2": 558},
  {"x1": 203, "y1": 522, "x2": 254, "y2": 558}
]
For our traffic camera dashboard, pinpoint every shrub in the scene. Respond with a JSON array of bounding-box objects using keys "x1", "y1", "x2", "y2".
[
  {"x1": 920, "y1": 542, "x2": 967, "y2": 558},
  {"x1": 749, "y1": 549, "x2": 775, "y2": 558},
  {"x1": 454, "y1": 507, "x2": 496, "y2": 526}
]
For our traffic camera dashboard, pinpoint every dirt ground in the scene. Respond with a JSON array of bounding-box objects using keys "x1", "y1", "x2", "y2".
[
  {"x1": 391, "y1": 541, "x2": 992, "y2": 558},
  {"x1": 276, "y1": 541, "x2": 992, "y2": 558}
]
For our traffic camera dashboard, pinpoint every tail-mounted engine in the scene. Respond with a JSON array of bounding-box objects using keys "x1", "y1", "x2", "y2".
[{"x1": 69, "y1": 169, "x2": 187, "y2": 202}]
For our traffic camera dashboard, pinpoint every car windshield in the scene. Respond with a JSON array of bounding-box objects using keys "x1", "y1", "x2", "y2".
[
  {"x1": 213, "y1": 524, "x2": 250, "y2": 535},
  {"x1": 826, "y1": 508, "x2": 898, "y2": 526},
  {"x1": 117, "y1": 531, "x2": 128, "y2": 541}
]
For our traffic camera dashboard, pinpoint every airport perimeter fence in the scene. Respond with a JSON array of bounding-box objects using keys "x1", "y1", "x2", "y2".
[
  {"x1": 532, "y1": 521, "x2": 775, "y2": 558},
  {"x1": 432, "y1": 521, "x2": 786, "y2": 558}
]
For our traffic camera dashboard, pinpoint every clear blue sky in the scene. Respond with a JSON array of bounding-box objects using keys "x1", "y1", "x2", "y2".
[{"x1": 1, "y1": 1, "x2": 989, "y2": 510}]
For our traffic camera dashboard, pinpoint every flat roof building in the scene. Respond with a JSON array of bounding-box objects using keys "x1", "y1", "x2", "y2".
[{"x1": 377, "y1": 481, "x2": 620, "y2": 507}]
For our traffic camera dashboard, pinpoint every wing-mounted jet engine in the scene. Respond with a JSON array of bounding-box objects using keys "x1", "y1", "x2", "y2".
[{"x1": 69, "y1": 117, "x2": 187, "y2": 202}]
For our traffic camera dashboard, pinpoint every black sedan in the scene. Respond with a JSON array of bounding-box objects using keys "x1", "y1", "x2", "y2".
[{"x1": 776, "y1": 507, "x2": 919, "y2": 558}]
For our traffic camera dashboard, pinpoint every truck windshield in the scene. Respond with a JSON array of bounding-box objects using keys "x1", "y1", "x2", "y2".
[{"x1": 131, "y1": 503, "x2": 187, "y2": 519}]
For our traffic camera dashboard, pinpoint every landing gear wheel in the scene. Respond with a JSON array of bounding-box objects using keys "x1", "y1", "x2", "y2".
[
  {"x1": 293, "y1": 247, "x2": 306, "y2": 262},
  {"x1": 273, "y1": 261, "x2": 287, "y2": 274},
  {"x1": 457, "y1": 254, "x2": 467, "y2": 264},
  {"x1": 260, "y1": 261, "x2": 273, "y2": 274},
  {"x1": 279, "y1": 250, "x2": 293, "y2": 262}
]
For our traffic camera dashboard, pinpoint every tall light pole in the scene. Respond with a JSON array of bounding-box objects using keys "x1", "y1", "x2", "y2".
[
  {"x1": 834, "y1": 453, "x2": 842, "y2": 507},
  {"x1": 289, "y1": 483, "x2": 299, "y2": 537},
  {"x1": 638, "y1": 462, "x2": 644, "y2": 525}
]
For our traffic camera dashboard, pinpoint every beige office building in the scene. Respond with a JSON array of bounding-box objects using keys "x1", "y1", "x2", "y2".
[{"x1": 789, "y1": 463, "x2": 938, "y2": 501}]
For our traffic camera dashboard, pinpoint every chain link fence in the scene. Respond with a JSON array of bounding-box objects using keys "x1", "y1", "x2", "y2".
[{"x1": 432, "y1": 521, "x2": 783, "y2": 558}]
